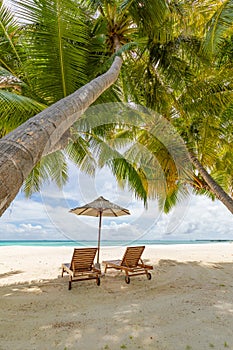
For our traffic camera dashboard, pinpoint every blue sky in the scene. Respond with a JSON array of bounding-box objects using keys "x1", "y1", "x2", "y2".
[{"x1": 1, "y1": 161, "x2": 232, "y2": 242}]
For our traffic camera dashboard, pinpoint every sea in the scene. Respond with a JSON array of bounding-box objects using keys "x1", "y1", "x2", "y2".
[{"x1": 0, "y1": 239, "x2": 231, "y2": 247}]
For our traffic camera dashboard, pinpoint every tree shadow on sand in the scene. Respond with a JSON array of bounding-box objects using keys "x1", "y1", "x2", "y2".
[
  {"x1": 0, "y1": 270, "x2": 23, "y2": 278},
  {"x1": 0, "y1": 261, "x2": 233, "y2": 350}
]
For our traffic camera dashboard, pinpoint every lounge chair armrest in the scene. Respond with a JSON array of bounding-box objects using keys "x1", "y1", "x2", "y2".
[
  {"x1": 138, "y1": 263, "x2": 153, "y2": 269},
  {"x1": 93, "y1": 267, "x2": 101, "y2": 273}
]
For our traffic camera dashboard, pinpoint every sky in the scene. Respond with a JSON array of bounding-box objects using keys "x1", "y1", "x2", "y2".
[
  {"x1": 1, "y1": 0, "x2": 232, "y2": 242},
  {"x1": 1, "y1": 161, "x2": 232, "y2": 242}
]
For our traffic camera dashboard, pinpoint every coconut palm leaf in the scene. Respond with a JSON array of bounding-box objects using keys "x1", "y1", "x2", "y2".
[
  {"x1": 65, "y1": 134, "x2": 97, "y2": 176},
  {"x1": 89, "y1": 134, "x2": 149, "y2": 202},
  {"x1": 11, "y1": 0, "x2": 90, "y2": 103},
  {"x1": 202, "y1": 0, "x2": 233, "y2": 55},
  {"x1": 0, "y1": 2, "x2": 24, "y2": 75},
  {"x1": 0, "y1": 90, "x2": 46, "y2": 135},
  {"x1": 70, "y1": 102, "x2": 192, "y2": 211},
  {"x1": 23, "y1": 151, "x2": 68, "y2": 197}
]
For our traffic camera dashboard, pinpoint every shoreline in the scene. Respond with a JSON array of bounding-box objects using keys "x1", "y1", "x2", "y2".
[{"x1": 0, "y1": 239, "x2": 232, "y2": 246}]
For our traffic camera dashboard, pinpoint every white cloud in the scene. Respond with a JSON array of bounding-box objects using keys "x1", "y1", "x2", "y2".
[
  {"x1": 145, "y1": 194, "x2": 233, "y2": 240},
  {"x1": 0, "y1": 163, "x2": 232, "y2": 242},
  {"x1": 16, "y1": 223, "x2": 42, "y2": 232}
]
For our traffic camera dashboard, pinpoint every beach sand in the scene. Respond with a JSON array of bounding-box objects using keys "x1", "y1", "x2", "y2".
[{"x1": 0, "y1": 243, "x2": 233, "y2": 350}]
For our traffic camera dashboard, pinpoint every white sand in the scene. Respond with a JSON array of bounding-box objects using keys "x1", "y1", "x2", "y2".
[{"x1": 0, "y1": 243, "x2": 233, "y2": 349}]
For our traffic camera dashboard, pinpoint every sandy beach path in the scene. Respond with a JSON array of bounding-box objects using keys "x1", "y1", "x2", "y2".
[{"x1": 0, "y1": 243, "x2": 233, "y2": 350}]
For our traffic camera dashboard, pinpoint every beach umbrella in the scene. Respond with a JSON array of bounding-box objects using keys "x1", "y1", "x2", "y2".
[{"x1": 70, "y1": 196, "x2": 130, "y2": 268}]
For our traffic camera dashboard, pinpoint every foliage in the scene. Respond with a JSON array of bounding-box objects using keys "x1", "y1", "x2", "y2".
[{"x1": 1, "y1": 0, "x2": 233, "y2": 212}]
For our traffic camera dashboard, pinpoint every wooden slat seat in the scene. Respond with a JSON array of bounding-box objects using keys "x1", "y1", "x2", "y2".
[
  {"x1": 102, "y1": 246, "x2": 153, "y2": 284},
  {"x1": 61, "y1": 248, "x2": 101, "y2": 290}
]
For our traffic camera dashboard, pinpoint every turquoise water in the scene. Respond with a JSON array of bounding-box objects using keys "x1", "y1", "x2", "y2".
[{"x1": 0, "y1": 239, "x2": 231, "y2": 247}]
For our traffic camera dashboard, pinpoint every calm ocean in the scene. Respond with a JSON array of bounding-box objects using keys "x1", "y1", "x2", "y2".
[{"x1": 0, "y1": 240, "x2": 231, "y2": 247}]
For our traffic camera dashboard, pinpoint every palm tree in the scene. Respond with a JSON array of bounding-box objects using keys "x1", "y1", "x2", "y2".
[
  {"x1": 118, "y1": 0, "x2": 233, "y2": 213},
  {"x1": 0, "y1": 0, "x2": 173, "y2": 215},
  {"x1": 0, "y1": 0, "x2": 233, "y2": 216}
]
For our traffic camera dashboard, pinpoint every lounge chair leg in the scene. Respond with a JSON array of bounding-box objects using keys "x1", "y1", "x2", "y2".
[
  {"x1": 68, "y1": 279, "x2": 72, "y2": 290},
  {"x1": 125, "y1": 273, "x2": 130, "y2": 284}
]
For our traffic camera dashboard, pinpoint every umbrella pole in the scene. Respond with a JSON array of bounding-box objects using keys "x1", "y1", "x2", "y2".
[{"x1": 97, "y1": 211, "x2": 102, "y2": 266}]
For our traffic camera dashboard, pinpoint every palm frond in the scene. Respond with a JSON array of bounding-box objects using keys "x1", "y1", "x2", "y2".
[
  {"x1": 127, "y1": 0, "x2": 170, "y2": 31},
  {"x1": 203, "y1": 0, "x2": 233, "y2": 55},
  {"x1": 0, "y1": 2, "x2": 24, "y2": 75},
  {"x1": 0, "y1": 90, "x2": 46, "y2": 134},
  {"x1": 11, "y1": 0, "x2": 90, "y2": 103},
  {"x1": 23, "y1": 151, "x2": 68, "y2": 197},
  {"x1": 65, "y1": 135, "x2": 97, "y2": 175}
]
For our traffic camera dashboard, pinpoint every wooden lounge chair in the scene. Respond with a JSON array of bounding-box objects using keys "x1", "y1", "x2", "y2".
[
  {"x1": 102, "y1": 246, "x2": 153, "y2": 284},
  {"x1": 61, "y1": 247, "x2": 101, "y2": 290}
]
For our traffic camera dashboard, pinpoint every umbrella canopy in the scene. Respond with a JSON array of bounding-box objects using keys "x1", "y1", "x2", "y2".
[{"x1": 70, "y1": 196, "x2": 130, "y2": 266}]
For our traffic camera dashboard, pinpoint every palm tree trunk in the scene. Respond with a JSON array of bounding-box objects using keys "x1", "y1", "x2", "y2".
[
  {"x1": 189, "y1": 152, "x2": 233, "y2": 214},
  {"x1": 0, "y1": 54, "x2": 122, "y2": 216}
]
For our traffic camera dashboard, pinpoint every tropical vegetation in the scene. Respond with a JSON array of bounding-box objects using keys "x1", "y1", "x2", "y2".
[{"x1": 0, "y1": 0, "x2": 232, "y2": 217}]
